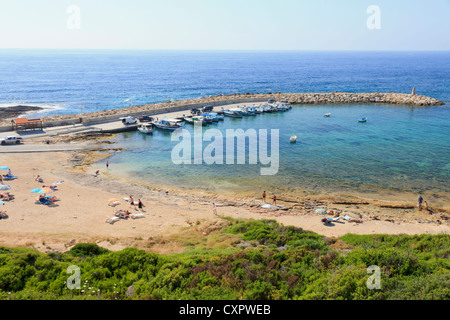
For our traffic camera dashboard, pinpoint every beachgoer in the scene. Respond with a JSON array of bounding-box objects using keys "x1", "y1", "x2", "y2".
[
  {"x1": 129, "y1": 196, "x2": 136, "y2": 209},
  {"x1": 95, "y1": 170, "x2": 100, "y2": 176},
  {"x1": 418, "y1": 195, "x2": 423, "y2": 210},
  {"x1": 36, "y1": 175, "x2": 43, "y2": 183},
  {"x1": 106, "y1": 160, "x2": 109, "y2": 169},
  {"x1": 262, "y1": 191, "x2": 266, "y2": 203},
  {"x1": 213, "y1": 203, "x2": 218, "y2": 216},
  {"x1": 424, "y1": 201, "x2": 428, "y2": 210},
  {"x1": 272, "y1": 194, "x2": 277, "y2": 205},
  {"x1": 138, "y1": 199, "x2": 144, "y2": 210}
]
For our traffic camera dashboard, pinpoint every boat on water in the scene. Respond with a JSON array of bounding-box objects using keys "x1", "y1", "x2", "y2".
[
  {"x1": 137, "y1": 123, "x2": 153, "y2": 134},
  {"x1": 358, "y1": 118, "x2": 367, "y2": 123},
  {"x1": 152, "y1": 119, "x2": 184, "y2": 130},
  {"x1": 324, "y1": 113, "x2": 331, "y2": 117},
  {"x1": 184, "y1": 115, "x2": 207, "y2": 126},
  {"x1": 243, "y1": 106, "x2": 257, "y2": 115},
  {"x1": 209, "y1": 112, "x2": 223, "y2": 121},
  {"x1": 223, "y1": 109, "x2": 243, "y2": 118},
  {"x1": 275, "y1": 103, "x2": 291, "y2": 111},
  {"x1": 290, "y1": 135, "x2": 297, "y2": 143},
  {"x1": 200, "y1": 113, "x2": 214, "y2": 123}
]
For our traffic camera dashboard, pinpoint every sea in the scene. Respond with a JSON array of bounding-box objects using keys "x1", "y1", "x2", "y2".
[{"x1": 1, "y1": 50, "x2": 449, "y2": 205}]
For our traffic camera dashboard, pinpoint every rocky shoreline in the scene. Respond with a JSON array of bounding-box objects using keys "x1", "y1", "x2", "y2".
[
  {"x1": 1, "y1": 91, "x2": 443, "y2": 127},
  {"x1": 0, "y1": 105, "x2": 44, "y2": 121}
]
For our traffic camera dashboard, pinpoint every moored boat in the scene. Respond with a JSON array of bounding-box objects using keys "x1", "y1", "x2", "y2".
[
  {"x1": 223, "y1": 109, "x2": 243, "y2": 118},
  {"x1": 152, "y1": 119, "x2": 184, "y2": 130},
  {"x1": 137, "y1": 123, "x2": 153, "y2": 134},
  {"x1": 358, "y1": 117, "x2": 367, "y2": 123}
]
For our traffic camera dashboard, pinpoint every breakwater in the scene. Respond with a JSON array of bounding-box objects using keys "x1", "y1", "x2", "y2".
[{"x1": 0, "y1": 92, "x2": 444, "y2": 130}]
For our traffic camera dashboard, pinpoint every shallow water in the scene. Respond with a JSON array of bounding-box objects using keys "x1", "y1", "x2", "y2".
[{"x1": 104, "y1": 103, "x2": 450, "y2": 207}]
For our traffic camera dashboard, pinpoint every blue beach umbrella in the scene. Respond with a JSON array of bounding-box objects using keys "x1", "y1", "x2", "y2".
[
  {"x1": 31, "y1": 188, "x2": 44, "y2": 193},
  {"x1": 0, "y1": 166, "x2": 10, "y2": 170}
]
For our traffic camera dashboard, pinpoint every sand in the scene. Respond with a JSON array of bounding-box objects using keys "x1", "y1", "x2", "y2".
[{"x1": 0, "y1": 145, "x2": 448, "y2": 254}]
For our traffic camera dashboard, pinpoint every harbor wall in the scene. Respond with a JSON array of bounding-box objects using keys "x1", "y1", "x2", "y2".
[{"x1": 0, "y1": 92, "x2": 444, "y2": 131}]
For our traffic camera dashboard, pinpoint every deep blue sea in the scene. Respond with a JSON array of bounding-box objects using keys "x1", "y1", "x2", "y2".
[
  {"x1": 1, "y1": 50, "x2": 449, "y2": 114},
  {"x1": 1, "y1": 50, "x2": 449, "y2": 205}
]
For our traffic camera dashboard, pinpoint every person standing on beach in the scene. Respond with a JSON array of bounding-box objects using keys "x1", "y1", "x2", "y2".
[
  {"x1": 106, "y1": 160, "x2": 109, "y2": 170},
  {"x1": 213, "y1": 203, "x2": 218, "y2": 216},
  {"x1": 262, "y1": 191, "x2": 266, "y2": 203},
  {"x1": 272, "y1": 194, "x2": 277, "y2": 206},
  {"x1": 418, "y1": 195, "x2": 423, "y2": 210},
  {"x1": 138, "y1": 199, "x2": 144, "y2": 211},
  {"x1": 129, "y1": 196, "x2": 136, "y2": 209}
]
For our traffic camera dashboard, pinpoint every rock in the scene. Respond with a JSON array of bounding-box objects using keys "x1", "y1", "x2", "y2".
[{"x1": 126, "y1": 285, "x2": 134, "y2": 296}]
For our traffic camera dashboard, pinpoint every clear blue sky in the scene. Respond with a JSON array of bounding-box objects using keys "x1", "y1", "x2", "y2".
[{"x1": 0, "y1": 0, "x2": 449, "y2": 50}]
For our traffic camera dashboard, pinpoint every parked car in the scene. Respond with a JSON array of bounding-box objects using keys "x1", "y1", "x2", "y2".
[
  {"x1": 0, "y1": 136, "x2": 23, "y2": 145},
  {"x1": 201, "y1": 105, "x2": 214, "y2": 112},
  {"x1": 138, "y1": 115, "x2": 154, "y2": 122},
  {"x1": 119, "y1": 116, "x2": 138, "y2": 125}
]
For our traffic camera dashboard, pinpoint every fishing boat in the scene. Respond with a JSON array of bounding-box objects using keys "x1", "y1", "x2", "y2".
[
  {"x1": 290, "y1": 135, "x2": 297, "y2": 143},
  {"x1": 137, "y1": 123, "x2": 153, "y2": 134},
  {"x1": 152, "y1": 119, "x2": 184, "y2": 130},
  {"x1": 358, "y1": 118, "x2": 367, "y2": 123},
  {"x1": 324, "y1": 113, "x2": 331, "y2": 117},
  {"x1": 184, "y1": 115, "x2": 207, "y2": 126},
  {"x1": 209, "y1": 112, "x2": 224, "y2": 121},
  {"x1": 223, "y1": 109, "x2": 243, "y2": 118},
  {"x1": 244, "y1": 106, "x2": 257, "y2": 115},
  {"x1": 255, "y1": 106, "x2": 265, "y2": 114},
  {"x1": 200, "y1": 113, "x2": 214, "y2": 123},
  {"x1": 276, "y1": 103, "x2": 291, "y2": 111}
]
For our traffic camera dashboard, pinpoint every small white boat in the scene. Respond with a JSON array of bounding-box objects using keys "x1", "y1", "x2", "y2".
[
  {"x1": 358, "y1": 117, "x2": 367, "y2": 123},
  {"x1": 137, "y1": 123, "x2": 153, "y2": 134},
  {"x1": 290, "y1": 135, "x2": 297, "y2": 143},
  {"x1": 152, "y1": 119, "x2": 184, "y2": 130},
  {"x1": 324, "y1": 113, "x2": 331, "y2": 117}
]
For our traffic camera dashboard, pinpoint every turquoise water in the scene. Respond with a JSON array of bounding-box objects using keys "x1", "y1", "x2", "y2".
[{"x1": 105, "y1": 104, "x2": 450, "y2": 205}]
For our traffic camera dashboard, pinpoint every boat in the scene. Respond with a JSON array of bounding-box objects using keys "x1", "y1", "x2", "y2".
[
  {"x1": 276, "y1": 103, "x2": 291, "y2": 111},
  {"x1": 358, "y1": 118, "x2": 367, "y2": 123},
  {"x1": 255, "y1": 106, "x2": 265, "y2": 114},
  {"x1": 184, "y1": 115, "x2": 207, "y2": 126},
  {"x1": 207, "y1": 112, "x2": 223, "y2": 121},
  {"x1": 223, "y1": 109, "x2": 243, "y2": 118},
  {"x1": 200, "y1": 113, "x2": 214, "y2": 123},
  {"x1": 137, "y1": 123, "x2": 153, "y2": 134},
  {"x1": 290, "y1": 135, "x2": 297, "y2": 143},
  {"x1": 152, "y1": 119, "x2": 184, "y2": 130},
  {"x1": 243, "y1": 106, "x2": 257, "y2": 115},
  {"x1": 324, "y1": 113, "x2": 331, "y2": 117}
]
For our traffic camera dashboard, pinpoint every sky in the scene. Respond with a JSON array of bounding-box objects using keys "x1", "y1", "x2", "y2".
[{"x1": 0, "y1": 0, "x2": 449, "y2": 50}]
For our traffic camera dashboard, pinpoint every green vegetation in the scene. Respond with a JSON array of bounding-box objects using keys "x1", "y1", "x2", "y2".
[{"x1": 0, "y1": 219, "x2": 449, "y2": 300}]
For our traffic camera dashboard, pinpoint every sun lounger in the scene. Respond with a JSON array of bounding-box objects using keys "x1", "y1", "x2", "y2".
[
  {"x1": 105, "y1": 216, "x2": 120, "y2": 224},
  {"x1": 130, "y1": 213, "x2": 145, "y2": 219}
]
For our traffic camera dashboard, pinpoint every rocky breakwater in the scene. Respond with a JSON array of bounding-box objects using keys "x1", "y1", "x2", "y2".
[
  {"x1": 277, "y1": 92, "x2": 445, "y2": 106},
  {"x1": 0, "y1": 92, "x2": 443, "y2": 128}
]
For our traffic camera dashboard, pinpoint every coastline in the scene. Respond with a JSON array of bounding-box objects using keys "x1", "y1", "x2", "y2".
[
  {"x1": 0, "y1": 145, "x2": 448, "y2": 255},
  {"x1": 0, "y1": 94, "x2": 448, "y2": 254}
]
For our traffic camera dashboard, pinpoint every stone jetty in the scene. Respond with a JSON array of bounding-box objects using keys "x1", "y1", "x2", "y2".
[{"x1": 0, "y1": 91, "x2": 444, "y2": 129}]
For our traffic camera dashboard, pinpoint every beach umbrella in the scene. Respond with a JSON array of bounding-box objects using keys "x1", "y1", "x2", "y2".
[
  {"x1": 40, "y1": 187, "x2": 54, "y2": 194},
  {"x1": 0, "y1": 166, "x2": 9, "y2": 170},
  {"x1": 0, "y1": 200, "x2": 4, "y2": 205},
  {"x1": 31, "y1": 188, "x2": 44, "y2": 193}
]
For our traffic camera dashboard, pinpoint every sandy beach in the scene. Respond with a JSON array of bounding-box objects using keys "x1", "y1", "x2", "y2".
[{"x1": 0, "y1": 141, "x2": 448, "y2": 254}]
